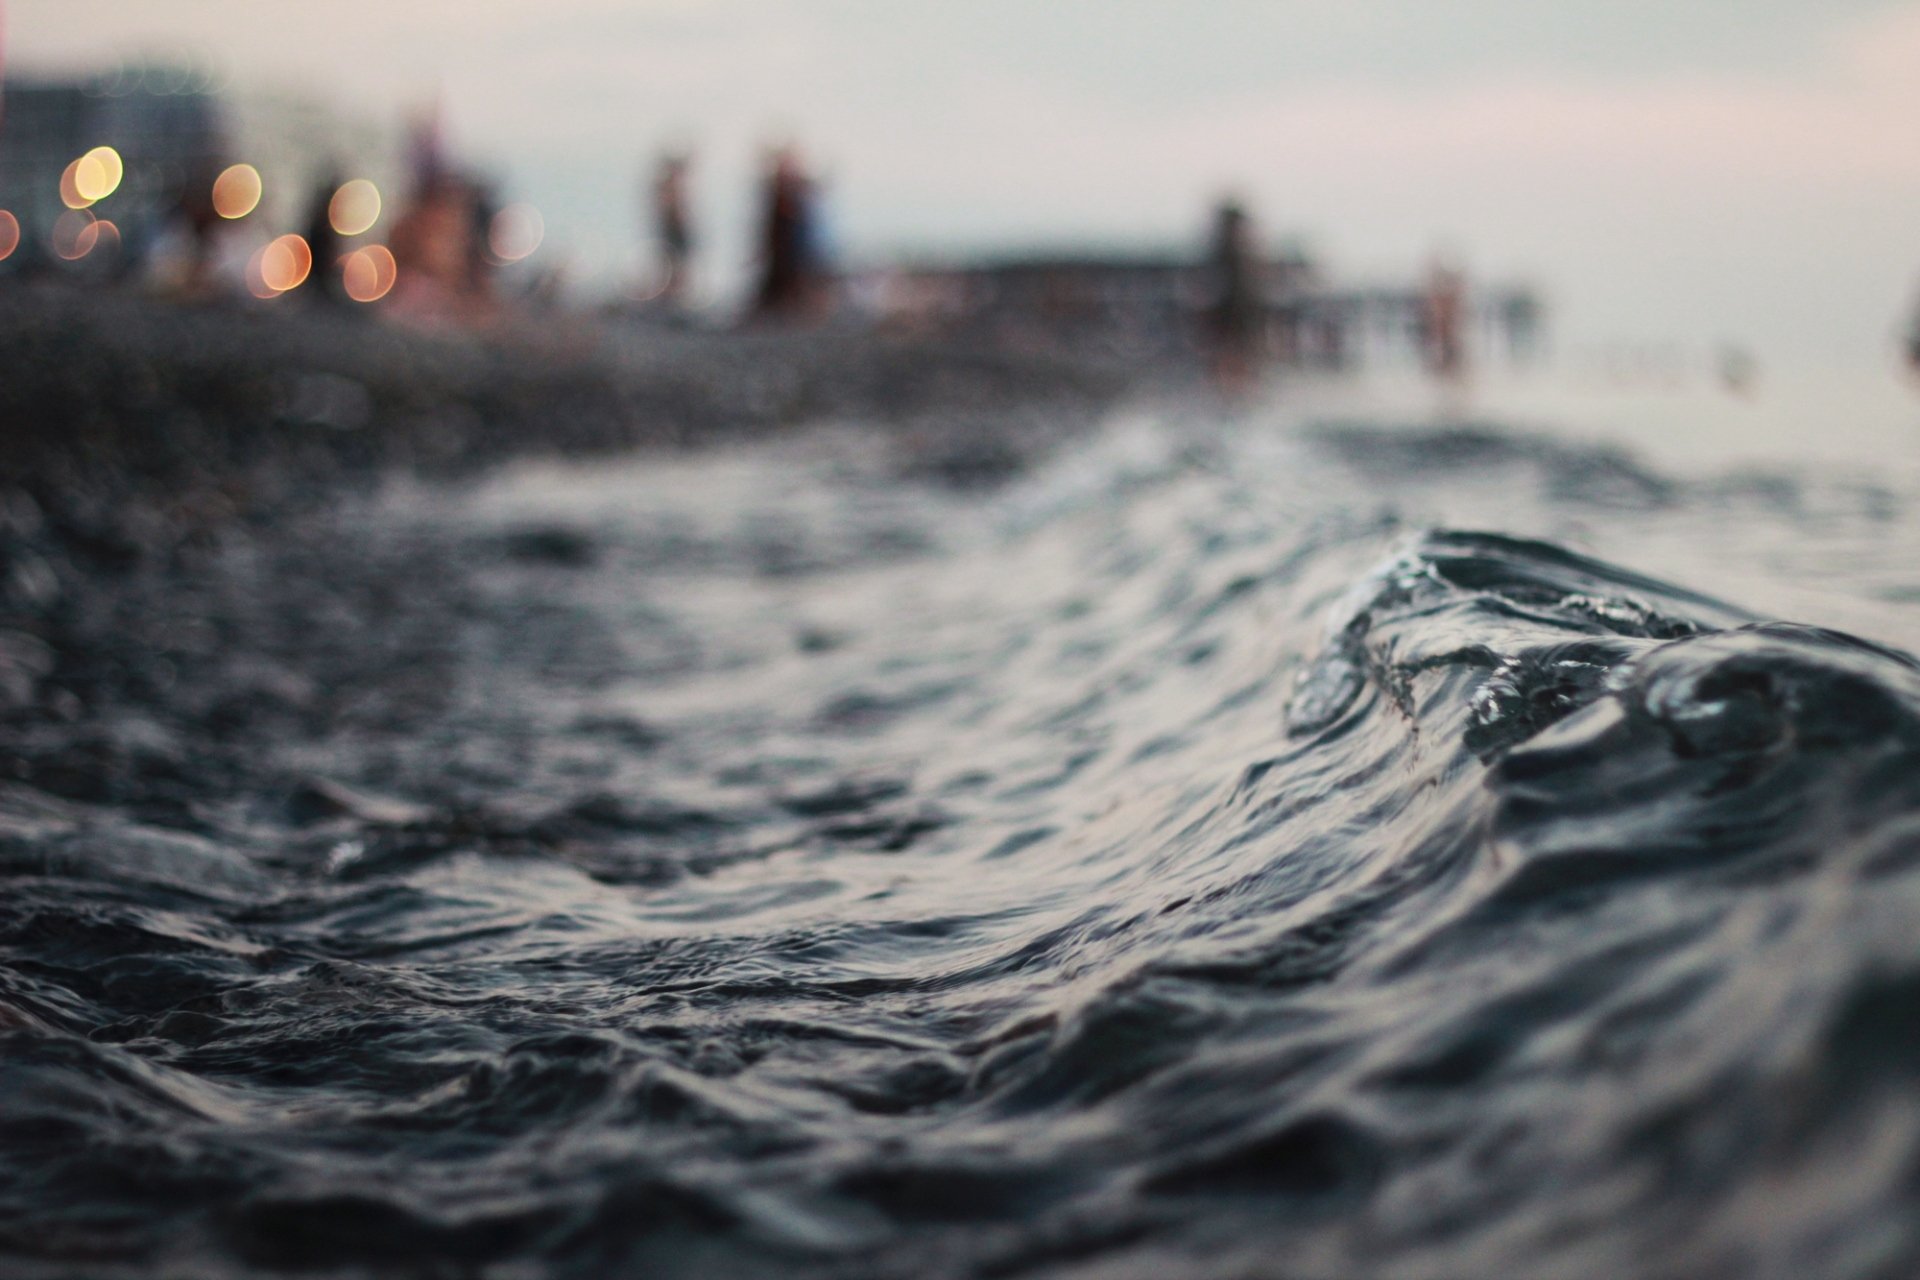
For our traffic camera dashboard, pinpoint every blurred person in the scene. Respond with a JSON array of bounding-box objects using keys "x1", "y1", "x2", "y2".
[
  {"x1": 388, "y1": 171, "x2": 485, "y2": 322},
  {"x1": 1422, "y1": 254, "x2": 1469, "y2": 383},
  {"x1": 751, "y1": 145, "x2": 822, "y2": 321},
  {"x1": 651, "y1": 153, "x2": 694, "y2": 304},
  {"x1": 174, "y1": 158, "x2": 226, "y2": 296},
  {"x1": 1201, "y1": 198, "x2": 1265, "y2": 394},
  {"x1": 386, "y1": 99, "x2": 496, "y2": 321},
  {"x1": 303, "y1": 171, "x2": 347, "y2": 306}
]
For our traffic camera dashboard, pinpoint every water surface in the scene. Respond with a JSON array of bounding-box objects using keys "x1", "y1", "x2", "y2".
[{"x1": 5, "y1": 404, "x2": 1920, "y2": 1278}]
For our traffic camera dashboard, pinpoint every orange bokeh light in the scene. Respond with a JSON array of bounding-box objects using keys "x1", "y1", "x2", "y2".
[
  {"x1": 328, "y1": 179, "x2": 382, "y2": 237},
  {"x1": 0, "y1": 211, "x2": 19, "y2": 262},
  {"x1": 59, "y1": 161, "x2": 93, "y2": 210},
  {"x1": 342, "y1": 244, "x2": 398, "y2": 303},
  {"x1": 212, "y1": 164, "x2": 263, "y2": 219},
  {"x1": 259, "y1": 234, "x2": 314, "y2": 293},
  {"x1": 488, "y1": 204, "x2": 543, "y2": 263},
  {"x1": 245, "y1": 247, "x2": 281, "y2": 300}
]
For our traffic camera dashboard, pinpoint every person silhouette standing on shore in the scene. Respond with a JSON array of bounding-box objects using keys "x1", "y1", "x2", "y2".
[
  {"x1": 303, "y1": 171, "x2": 346, "y2": 306},
  {"x1": 1201, "y1": 198, "x2": 1265, "y2": 394},
  {"x1": 751, "y1": 145, "x2": 818, "y2": 321},
  {"x1": 1422, "y1": 255, "x2": 1469, "y2": 383},
  {"x1": 651, "y1": 153, "x2": 694, "y2": 305}
]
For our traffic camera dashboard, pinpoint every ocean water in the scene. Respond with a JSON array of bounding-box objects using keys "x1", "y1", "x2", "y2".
[{"x1": 5, "y1": 397, "x2": 1920, "y2": 1278}]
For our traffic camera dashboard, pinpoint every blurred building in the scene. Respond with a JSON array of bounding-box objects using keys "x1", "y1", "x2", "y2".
[
  {"x1": 0, "y1": 62, "x2": 397, "y2": 272},
  {"x1": 0, "y1": 64, "x2": 224, "y2": 259},
  {"x1": 862, "y1": 247, "x2": 1542, "y2": 369},
  {"x1": 866, "y1": 247, "x2": 1313, "y2": 358}
]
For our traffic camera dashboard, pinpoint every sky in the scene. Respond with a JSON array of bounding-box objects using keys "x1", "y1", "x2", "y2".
[{"x1": 7, "y1": 0, "x2": 1920, "y2": 363}]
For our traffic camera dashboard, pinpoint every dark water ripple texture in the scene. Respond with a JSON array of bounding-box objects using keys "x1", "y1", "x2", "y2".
[{"x1": 4, "y1": 415, "x2": 1920, "y2": 1278}]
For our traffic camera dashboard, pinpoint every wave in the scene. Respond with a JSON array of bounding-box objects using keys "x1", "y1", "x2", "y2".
[{"x1": 2, "y1": 421, "x2": 1919, "y2": 1277}]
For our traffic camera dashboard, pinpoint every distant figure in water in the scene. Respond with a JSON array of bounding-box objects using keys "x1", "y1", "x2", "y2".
[
  {"x1": 1422, "y1": 255, "x2": 1469, "y2": 383},
  {"x1": 751, "y1": 145, "x2": 822, "y2": 321},
  {"x1": 1202, "y1": 198, "x2": 1265, "y2": 394},
  {"x1": 651, "y1": 153, "x2": 694, "y2": 305}
]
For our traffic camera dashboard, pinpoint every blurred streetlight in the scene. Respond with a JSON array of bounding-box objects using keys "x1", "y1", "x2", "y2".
[
  {"x1": 342, "y1": 244, "x2": 398, "y2": 302},
  {"x1": 213, "y1": 164, "x2": 264, "y2": 219},
  {"x1": 328, "y1": 179, "x2": 382, "y2": 237}
]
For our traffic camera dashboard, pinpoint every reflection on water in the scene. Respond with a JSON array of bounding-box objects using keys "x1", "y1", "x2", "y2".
[{"x1": 4, "y1": 405, "x2": 1920, "y2": 1277}]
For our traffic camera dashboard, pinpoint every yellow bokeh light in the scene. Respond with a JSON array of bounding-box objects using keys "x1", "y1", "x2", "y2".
[
  {"x1": 488, "y1": 204, "x2": 544, "y2": 263},
  {"x1": 328, "y1": 179, "x2": 382, "y2": 237},
  {"x1": 212, "y1": 164, "x2": 263, "y2": 220},
  {"x1": 259, "y1": 234, "x2": 313, "y2": 292},
  {"x1": 52, "y1": 209, "x2": 99, "y2": 260},
  {"x1": 74, "y1": 147, "x2": 124, "y2": 202},
  {"x1": 0, "y1": 211, "x2": 19, "y2": 262},
  {"x1": 342, "y1": 244, "x2": 398, "y2": 303},
  {"x1": 59, "y1": 161, "x2": 94, "y2": 210}
]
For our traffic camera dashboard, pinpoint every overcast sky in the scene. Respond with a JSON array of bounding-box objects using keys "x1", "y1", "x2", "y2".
[{"x1": 8, "y1": 0, "x2": 1919, "y2": 361}]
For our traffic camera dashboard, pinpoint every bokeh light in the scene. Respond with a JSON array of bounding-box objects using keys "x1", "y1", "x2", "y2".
[
  {"x1": 488, "y1": 204, "x2": 544, "y2": 263},
  {"x1": 0, "y1": 211, "x2": 19, "y2": 262},
  {"x1": 342, "y1": 244, "x2": 398, "y2": 303},
  {"x1": 52, "y1": 209, "x2": 99, "y2": 260},
  {"x1": 259, "y1": 234, "x2": 314, "y2": 293},
  {"x1": 212, "y1": 164, "x2": 264, "y2": 219},
  {"x1": 74, "y1": 147, "x2": 124, "y2": 203},
  {"x1": 59, "y1": 161, "x2": 93, "y2": 211},
  {"x1": 245, "y1": 247, "x2": 281, "y2": 300},
  {"x1": 328, "y1": 179, "x2": 382, "y2": 237}
]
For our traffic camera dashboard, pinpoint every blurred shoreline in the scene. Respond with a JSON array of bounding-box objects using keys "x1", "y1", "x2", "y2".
[
  {"x1": 0, "y1": 285, "x2": 1156, "y2": 718},
  {"x1": 0, "y1": 284, "x2": 1157, "y2": 555}
]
